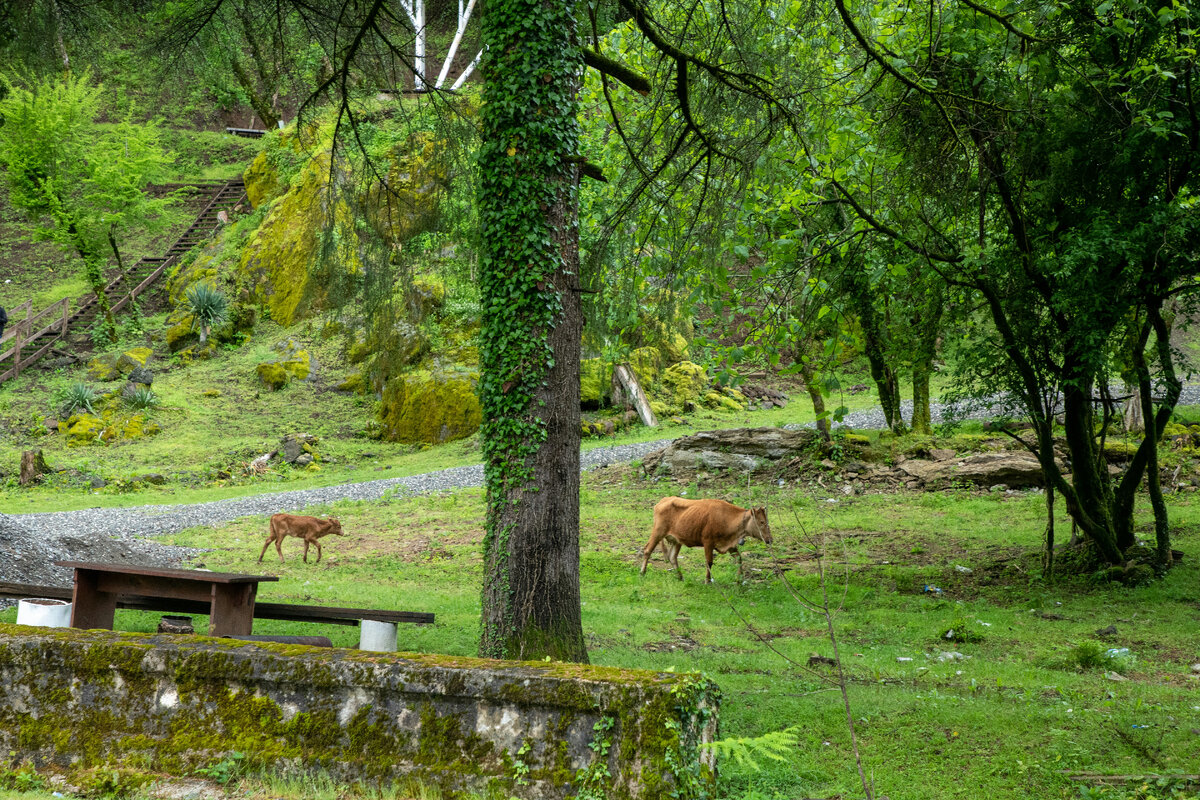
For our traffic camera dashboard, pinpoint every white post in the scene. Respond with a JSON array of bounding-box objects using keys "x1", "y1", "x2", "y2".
[
  {"x1": 435, "y1": 0, "x2": 478, "y2": 88},
  {"x1": 450, "y1": 50, "x2": 482, "y2": 90},
  {"x1": 414, "y1": 0, "x2": 426, "y2": 90}
]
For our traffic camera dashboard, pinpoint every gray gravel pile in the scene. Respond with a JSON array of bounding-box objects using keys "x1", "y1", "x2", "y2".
[{"x1": 0, "y1": 512, "x2": 200, "y2": 595}]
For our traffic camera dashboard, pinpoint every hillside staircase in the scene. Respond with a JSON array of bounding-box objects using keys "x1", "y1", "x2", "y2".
[{"x1": 0, "y1": 176, "x2": 247, "y2": 385}]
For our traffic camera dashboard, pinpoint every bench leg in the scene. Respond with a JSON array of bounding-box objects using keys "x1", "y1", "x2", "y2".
[
  {"x1": 209, "y1": 584, "x2": 257, "y2": 636},
  {"x1": 71, "y1": 571, "x2": 117, "y2": 630}
]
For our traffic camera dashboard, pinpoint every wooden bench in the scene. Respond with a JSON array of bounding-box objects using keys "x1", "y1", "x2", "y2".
[
  {"x1": 58, "y1": 561, "x2": 278, "y2": 636},
  {"x1": 0, "y1": 580, "x2": 434, "y2": 630}
]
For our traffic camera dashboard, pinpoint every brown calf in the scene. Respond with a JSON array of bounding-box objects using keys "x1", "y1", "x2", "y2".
[
  {"x1": 259, "y1": 513, "x2": 345, "y2": 564},
  {"x1": 639, "y1": 497, "x2": 772, "y2": 583}
]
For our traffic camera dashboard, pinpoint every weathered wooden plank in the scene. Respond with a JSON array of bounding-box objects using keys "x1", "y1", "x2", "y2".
[{"x1": 0, "y1": 581, "x2": 434, "y2": 626}]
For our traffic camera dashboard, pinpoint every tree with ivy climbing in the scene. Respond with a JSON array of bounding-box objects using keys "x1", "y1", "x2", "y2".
[{"x1": 475, "y1": 0, "x2": 589, "y2": 663}]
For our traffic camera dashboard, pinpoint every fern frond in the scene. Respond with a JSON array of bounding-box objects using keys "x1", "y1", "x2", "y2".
[{"x1": 700, "y1": 725, "x2": 801, "y2": 771}]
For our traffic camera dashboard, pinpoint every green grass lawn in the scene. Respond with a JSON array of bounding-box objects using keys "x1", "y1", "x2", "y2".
[{"x1": 5, "y1": 473, "x2": 1197, "y2": 800}]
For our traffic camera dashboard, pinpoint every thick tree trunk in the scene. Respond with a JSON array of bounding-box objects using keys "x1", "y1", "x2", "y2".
[
  {"x1": 477, "y1": 0, "x2": 587, "y2": 663},
  {"x1": 799, "y1": 362, "x2": 831, "y2": 444},
  {"x1": 910, "y1": 364, "x2": 932, "y2": 435},
  {"x1": 843, "y1": 266, "x2": 904, "y2": 433},
  {"x1": 1060, "y1": 382, "x2": 1123, "y2": 563},
  {"x1": 910, "y1": 287, "x2": 943, "y2": 435}
]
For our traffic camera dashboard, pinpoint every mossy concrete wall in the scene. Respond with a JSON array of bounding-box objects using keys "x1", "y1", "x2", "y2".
[{"x1": 0, "y1": 625, "x2": 719, "y2": 799}]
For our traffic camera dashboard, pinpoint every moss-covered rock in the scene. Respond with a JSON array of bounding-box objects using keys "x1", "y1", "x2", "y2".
[
  {"x1": 237, "y1": 153, "x2": 351, "y2": 326},
  {"x1": 63, "y1": 413, "x2": 105, "y2": 445},
  {"x1": 625, "y1": 289, "x2": 694, "y2": 363},
  {"x1": 408, "y1": 274, "x2": 446, "y2": 322},
  {"x1": 660, "y1": 361, "x2": 708, "y2": 412},
  {"x1": 166, "y1": 317, "x2": 200, "y2": 353},
  {"x1": 87, "y1": 355, "x2": 121, "y2": 382},
  {"x1": 335, "y1": 373, "x2": 369, "y2": 394},
  {"x1": 61, "y1": 411, "x2": 160, "y2": 446},
  {"x1": 257, "y1": 362, "x2": 290, "y2": 391},
  {"x1": 116, "y1": 348, "x2": 152, "y2": 375},
  {"x1": 377, "y1": 369, "x2": 482, "y2": 444},
  {"x1": 580, "y1": 359, "x2": 612, "y2": 408}
]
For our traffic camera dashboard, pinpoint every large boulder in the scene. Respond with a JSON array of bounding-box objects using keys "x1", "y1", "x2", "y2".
[
  {"x1": 377, "y1": 369, "x2": 481, "y2": 444},
  {"x1": 896, "y1": 452, "x2": 1057, "y2": 487},
  {"x1": 643, "y1": 427, "x2": 819, "y2": 473}
]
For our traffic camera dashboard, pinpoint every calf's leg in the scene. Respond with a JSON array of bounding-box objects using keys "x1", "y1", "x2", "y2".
[
  {"x1": 703, "y1": 542, "x2": 715, "y2": 584},
  {"x1": 258, "y1": 535, "x2": 275, "y2": 563}
]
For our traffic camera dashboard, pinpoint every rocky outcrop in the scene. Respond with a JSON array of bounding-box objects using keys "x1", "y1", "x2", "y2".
[
  {"x1": 895, "y1": 452, "x2": 1055, "y2": 487},
  {"x1": 643, "y1": 427, "x2": 819, "y2": 473},
  {"x1": 377, "y1": 369, "x2": 482, "y2": 444},
  {"x1": 256, "y1": 339, "x2": 317, "y2": 390}
]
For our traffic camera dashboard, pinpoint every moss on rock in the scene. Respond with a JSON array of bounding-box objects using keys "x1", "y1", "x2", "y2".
[
  {"x1": 116, "y1": 348, "x2": 153, "y2": 375},
  {"x1": 257, "y1": 362, "x2": 290, "y2": 391},
  {"x1": 660, "y1": 362, "x2": 708, "y2": 412},
  {"x1": 629, "y1": 347, "x2": 665, "y2": 387},
  {"x1": 377, "y1": 369, "x2": 481, "y2": 444},
  {"x1": 87, "y1": 355, "x2": 121, "y2": 382}
]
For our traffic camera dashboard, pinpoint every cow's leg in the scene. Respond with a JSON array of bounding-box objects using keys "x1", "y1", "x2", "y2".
[
  {"x1": 731, "y1": 547, "x2": 743, "y2": 583},
  {"x1": 302, "y1": 538, "x2": 311, "y2": 563},
  {"x1": 275, "y1": 534, "x2": 286, "y2": 562},
  {"x1": 313, "y1": 538, "x2": 323, "y2": 564},
  {"x1": 703, "y1": 543, "x2": 715, "y2": 583},
  {"x1": 668, "y1": 540, "x2": 683, "y2": 580},
  {"x1": 641, "y1": 523, "x2": 668, "y2": 575},
  {"x1": 258, "y1": 534, "x2": 274, "y2": 563}
]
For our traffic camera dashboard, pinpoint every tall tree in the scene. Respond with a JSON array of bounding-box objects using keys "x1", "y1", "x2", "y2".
[
  {"x1": 826, "y1": 0, "x2": 1199, "y2": 564},
  {"x1": 476, "y1": 0, "x2": 588, "y2": 661}
]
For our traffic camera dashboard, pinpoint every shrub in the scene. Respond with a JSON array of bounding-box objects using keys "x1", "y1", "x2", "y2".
[{"x1": 59, "y1": 381, "x2": 99, "y2": 416}]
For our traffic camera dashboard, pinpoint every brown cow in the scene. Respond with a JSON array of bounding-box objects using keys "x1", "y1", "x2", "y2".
[
  {"x1": 639, "y1": 497, "x2": 772, "y2": 583},
  {"x1": 259, "y1": 513, "x2": 345, "y2": 564}
]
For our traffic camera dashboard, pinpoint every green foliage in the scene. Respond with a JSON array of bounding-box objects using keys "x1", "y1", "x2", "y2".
[
  {"x1": 0, "y1": 761, "x2": 48, "y2": 793},
  {"x1": 193, "y1": 751, "x2": 246, "y2": 785},
  {"x1": 0, "y1": 71, "x2": 177, "y2": 341},
  {"x1": 122, "y1": 385, "x2": 160, "y2": 411},
  {"x1": 184, "y1": 283, "x2": 230, "y2": 343},
  {"x1": 701, "y1": 725, "x2": 800, "y2": 772},
  {"x1": 59, "y1": 381, "x2": 99, "y2": 416},
  {"x1": 77, "y1": 766, "x2": 153, "y2": 800}
]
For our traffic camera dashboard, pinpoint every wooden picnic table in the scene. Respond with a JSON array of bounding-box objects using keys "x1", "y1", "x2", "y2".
[{"x1": 55, "y1": 561, "x2": 278, "y2": 637}]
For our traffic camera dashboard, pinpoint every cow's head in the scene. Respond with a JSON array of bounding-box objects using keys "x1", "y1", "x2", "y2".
[
  {"x1": 749, "y1": 507, "x2": 772, "y2": 544},
  {"x1": 327, "y1": 517, "x2": 345, "y2": 536}
]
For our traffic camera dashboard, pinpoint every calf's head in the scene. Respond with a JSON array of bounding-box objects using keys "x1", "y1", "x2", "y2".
[
  {"x1": 747, "y1": 507, "x2": 772, "y2": 544},
  {"x1": 327, "y1": 517, "x2": 345, "y2": 536}
]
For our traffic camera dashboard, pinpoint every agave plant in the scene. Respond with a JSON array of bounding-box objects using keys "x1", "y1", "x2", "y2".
[
  {"x1": 59, "y1": 381, "x2": 98, "y2": 416},
  {"x1": 123, "y1": 385, "x2": 160, "y2": 411},
  {"x1": 184, "y1": 284, "x2": 230, "y2": 344}
]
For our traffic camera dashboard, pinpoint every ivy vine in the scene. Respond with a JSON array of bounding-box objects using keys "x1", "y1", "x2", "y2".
[{"x1": 476, "y1": 0, "x2": 582, "y2": 657}]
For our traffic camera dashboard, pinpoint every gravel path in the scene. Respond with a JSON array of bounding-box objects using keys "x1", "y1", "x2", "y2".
[{"x1": 11, "y1": 385, "x2": 1200, "y2": 544}]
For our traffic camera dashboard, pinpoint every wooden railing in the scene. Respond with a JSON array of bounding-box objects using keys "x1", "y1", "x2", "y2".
[{"x1": 0, "y1": 298, "x2": 71, "y2": 382}]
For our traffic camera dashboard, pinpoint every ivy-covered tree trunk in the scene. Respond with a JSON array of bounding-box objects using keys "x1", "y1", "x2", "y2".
[{"x1": 477, "y1": 0, "x2": 588, "y2": 663}]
